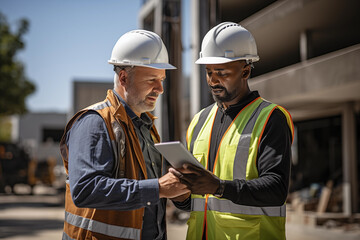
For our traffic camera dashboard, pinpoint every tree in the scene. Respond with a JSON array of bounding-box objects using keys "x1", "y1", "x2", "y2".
[{"x1": 0, "y1": 12, "x2": 36, "y2": 116}]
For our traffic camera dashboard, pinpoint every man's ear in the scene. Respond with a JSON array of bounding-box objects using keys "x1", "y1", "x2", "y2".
[
  {"x1": 242, "y1": 65, "x2": 251, "y2": 79},
  {"x1": 118, "y1": 70, "x2": 128, "y2": 86}
]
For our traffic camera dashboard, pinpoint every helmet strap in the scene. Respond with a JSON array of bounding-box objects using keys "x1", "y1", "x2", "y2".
[{"x1": 246, "y1": 59, "x2": 254, "y2": 69}]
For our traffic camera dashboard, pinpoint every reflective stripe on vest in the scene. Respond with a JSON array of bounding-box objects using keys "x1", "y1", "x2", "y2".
[
  {"x1": 189, "y1": 104, "x2": 215, "y2": 153},
  {"x1": 87, "y1": 99, "x2": 126, "y2": 178},
  {"x1": 62, "y1": 232, "x2": 74, "y2": 240},
  {"x1": 189, "y1": 98, "x2": 293, "y2": 181},
  {"x1": 189, "y1": 98, "x2": 274, "y2": 180},
  {"x1": 232, "y1": 100, "x2": 272, "y2": 179},
  {"x1": 64, "y1": 211, "x2": 141, "y2": 240},
  {"x1": 89, "y1": 100, "x2": 111, "y2": 111},
  {"x1": 191, "y1": 197, "x2": 286, "y2": 217}
]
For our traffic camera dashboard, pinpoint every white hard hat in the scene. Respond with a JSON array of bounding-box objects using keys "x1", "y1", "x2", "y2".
[
  {"x1": 195, "y1": 22, "x2": 259, "y2": 64},
  {"x1": 108, "y1": 30, "x2": 176, "y2": 69}
]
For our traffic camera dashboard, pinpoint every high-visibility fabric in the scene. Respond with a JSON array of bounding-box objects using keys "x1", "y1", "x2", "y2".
[
  {"x1": 60, "y1": 90, "x2": 161, "y2": 240},
  {"x1": 186, "y1": 97, "x2": 294, "y2": 240}
]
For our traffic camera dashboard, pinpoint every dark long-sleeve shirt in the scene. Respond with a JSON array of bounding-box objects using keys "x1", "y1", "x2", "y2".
[{"x1": 175, "y1": 91, "x2": 292, "y2": 209}]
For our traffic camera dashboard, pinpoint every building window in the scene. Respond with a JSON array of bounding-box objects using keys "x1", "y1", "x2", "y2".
[
  {"x1": 42, "y1": 128, "x2": 64, "y2": 143},
  {"x1": 290, "y1": 116, "x2": 342, "y2": 192}
]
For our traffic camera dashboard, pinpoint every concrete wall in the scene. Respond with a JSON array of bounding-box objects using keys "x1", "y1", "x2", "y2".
[
  {"x1": 18, "y1": 112, "x2": 67, "y2": 165},
  {"x1": 72, "y1": 80, "x2": 113, "y2": 116}
]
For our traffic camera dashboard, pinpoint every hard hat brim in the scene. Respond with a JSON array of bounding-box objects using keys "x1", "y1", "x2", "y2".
[
  {"x1": 195, "y1": 56, "x2": 259, "y2": 65},
  {"x1": 146, "y1": 63, "x2": 177, "y2": 70},
  {"x1": 108, "y1": 61, "x2": 176, "y2": 70}
]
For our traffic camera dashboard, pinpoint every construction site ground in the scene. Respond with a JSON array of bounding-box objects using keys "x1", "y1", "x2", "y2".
[{"x1": 0, "y1": 185, "x2": 359, "y2": 240}]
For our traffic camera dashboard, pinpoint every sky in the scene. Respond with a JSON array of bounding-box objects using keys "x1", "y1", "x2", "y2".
[{"x1": 0, "y1": 0, "x2": 190, "y2": 113}]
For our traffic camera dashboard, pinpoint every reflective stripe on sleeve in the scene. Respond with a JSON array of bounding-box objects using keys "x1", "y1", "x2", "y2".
[
  {"x1": 65, "y1": 211, "x2": 141, "y2": 240},
  {"x1": 88, "y1": 100, "x2": 111, "y2": 110},
  {"x1": 192, "y1": 197, "x2": 286, "y2": 217}
]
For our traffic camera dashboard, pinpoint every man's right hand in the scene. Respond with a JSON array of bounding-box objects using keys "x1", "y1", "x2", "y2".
[{"x1": 158, "y1": 172, "x2": 190, "y2": 199}]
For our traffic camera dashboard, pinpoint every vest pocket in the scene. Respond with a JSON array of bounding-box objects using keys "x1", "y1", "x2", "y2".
[
  {"x1": 186, "y1": 211, "x2": 204, "y2": 239},
  {"x1": 209, "y1": 211, "x2": 260, "y2": 239}
]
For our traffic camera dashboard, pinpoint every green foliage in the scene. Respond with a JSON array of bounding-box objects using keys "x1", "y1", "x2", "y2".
[
  {"x1": 0, "y1": 116, "x2": 12, "y2": 142},
  {"x1": 0, "y1": 12, "x2": 36, "y2": 116}
]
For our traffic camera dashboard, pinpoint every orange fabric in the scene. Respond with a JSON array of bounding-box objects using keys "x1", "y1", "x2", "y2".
[{"x1": 257, "y1": 107, "x2": 277, "y2": 149}]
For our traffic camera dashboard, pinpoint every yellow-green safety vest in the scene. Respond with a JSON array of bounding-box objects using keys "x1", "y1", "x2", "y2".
[{"x1": 185, "y1": 97, "x2": 294, "y2": 240}]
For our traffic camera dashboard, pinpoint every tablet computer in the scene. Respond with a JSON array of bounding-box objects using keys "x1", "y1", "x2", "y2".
[{"x1": 154, "y1": 141, "x2": 204, "y2": 169}]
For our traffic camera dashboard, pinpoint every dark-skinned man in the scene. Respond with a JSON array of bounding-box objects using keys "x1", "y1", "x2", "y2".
[{"x1": 170, "y1": 22, "x2": 294, "y2": 240}]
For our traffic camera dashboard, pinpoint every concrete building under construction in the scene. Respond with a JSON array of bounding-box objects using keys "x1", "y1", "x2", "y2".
[{"x1": 139, "y1": 0, "x2": 360, "y2": 225}]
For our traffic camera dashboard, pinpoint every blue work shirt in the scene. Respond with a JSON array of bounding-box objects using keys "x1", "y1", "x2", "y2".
[{"x1": 66, "y1": 90, "x2": 166, "y2": 240}]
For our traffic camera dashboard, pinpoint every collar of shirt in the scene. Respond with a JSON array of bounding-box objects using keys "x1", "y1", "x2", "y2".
[{"x1": 112, "y1": 90, "x2": 153, "y2": 130}]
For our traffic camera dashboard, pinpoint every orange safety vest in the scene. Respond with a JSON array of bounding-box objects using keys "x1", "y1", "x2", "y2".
[{"x1": 60, "y1": 90, "x2": 161, "y2": 240}]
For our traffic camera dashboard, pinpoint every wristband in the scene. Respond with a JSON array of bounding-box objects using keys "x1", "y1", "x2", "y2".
[{"x1": 214, "y1": 180, "x2": 225, "y2": 198}]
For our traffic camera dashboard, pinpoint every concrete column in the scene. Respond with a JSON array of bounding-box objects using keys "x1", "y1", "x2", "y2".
[
  {"x1": 139, "y1": 0, "x2": 163, "y2": 137},
  {"x1": 154, "y1": 0, "x2": 163, "y2": 137},
  {"x1": 342, "y1": 102, "x2": 358, "y2": 215},
  {"x1": 162, "y1": 0, "x2": 182, "y2": 141},
  {"x1": 190, "y1": 0, "x2": 200, "y2": 117},
  {"x1": 209, "y1": 0, "x2": 217, "y2": 26},
  {"x1": 300, "y1": 30, "x2": 312, "y2": 61},
  {"x1": 10, "y1": 115, "x2": 19, "y2": 142}
]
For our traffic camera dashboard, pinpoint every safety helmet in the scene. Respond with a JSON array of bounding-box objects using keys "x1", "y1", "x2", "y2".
[
  {"x1": 108, "y1": 30, "x2": 176, "y2": 69},
  {"x1": 195, "y1": 22, "x2": 259, "y2": 64}
]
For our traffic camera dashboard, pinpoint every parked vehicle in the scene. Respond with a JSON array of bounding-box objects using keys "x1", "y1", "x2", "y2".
[
  {"x1": 0, "y1": 142, "x2": 32, "y2": 193},
  {"x1": 0, "y1": 142, "x2": 56, "y2": 194}
]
